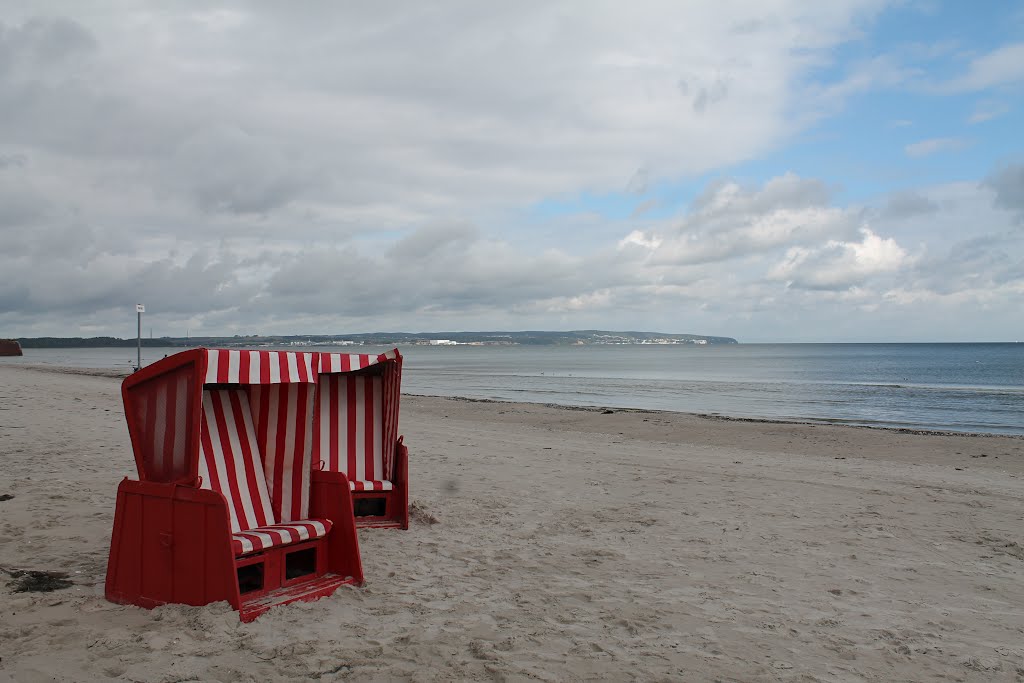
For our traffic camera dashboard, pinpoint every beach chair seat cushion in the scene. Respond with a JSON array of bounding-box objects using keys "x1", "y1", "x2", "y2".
[
  {"x1": 350, "y1": 480, "x2": 394, "y2": 492},
  {"x1": 232, "y1": 519, "x2": 332, "y2": 556}
]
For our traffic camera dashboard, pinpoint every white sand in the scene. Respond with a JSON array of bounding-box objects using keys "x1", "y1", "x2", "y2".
[{"x1": 1, "y1": 364, "x2": 1023, "y2": 682}]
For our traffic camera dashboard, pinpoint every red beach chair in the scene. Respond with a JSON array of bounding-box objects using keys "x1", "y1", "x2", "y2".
[
  {"x1": 106, "y1": 349, "x2": 364, "y2": 622},
  {"x1": 314, "y1": 349, "x2": 409, "y2": 529}
]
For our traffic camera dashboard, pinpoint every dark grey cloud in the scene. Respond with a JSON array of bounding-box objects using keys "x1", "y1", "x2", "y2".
[
  {"x1": 0, "y1": 242, "x2": 251, "y2": 317},
  {"x1": 167, "y1": 126, "x2": 320, "y2": 215},
  {"x1": 678, "y1": 75, "x2": 731, "y2": 113},
  {"x1": 0, "y1": 178, "x2": 48, "y2": 229},
  {"x1": 0, "y1": 17, "x2": 96, "y2": 74},
  {"x1": 913, "y1": 233, "x2": 1024, "y2": 295},
  {"x1": 985, "y1": 163, "x2": 1024, "y2": 221},
  {"x1": 0, "y1": 18, "x2": 190, "y2": 160},
  {"x1": 879, "y1": 191, "x2": 940, "y2": 220},
  {"x1": 387, "y1": 222, "x2": 479, "y2": 263},
  {"x1": 0, "y1": 152, "x2": 26, "y2": 167},
  {"x1": 259, "y1": 230, "x2": 634, "y2": 320}
]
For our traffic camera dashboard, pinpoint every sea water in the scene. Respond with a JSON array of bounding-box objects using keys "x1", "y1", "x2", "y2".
[
  {"x1": 399, "y1": 343, "x2": 1024, "y2": 435},
  {"x1": 5, "y1": 343, "x2": 1023, "y2": 435}
]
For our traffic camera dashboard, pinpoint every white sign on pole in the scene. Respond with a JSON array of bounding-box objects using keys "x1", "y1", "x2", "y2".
[{"x1": 136, "y1": 304, "x2": 145, "y2": 313}]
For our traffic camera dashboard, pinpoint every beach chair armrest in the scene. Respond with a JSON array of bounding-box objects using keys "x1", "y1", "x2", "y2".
[
  {"x1": 393, "y1": 439, "x2": 410, "y2": 530},
  {"x1": 115, "y1": 478, "x2": 224, "y2": 505},
  {"x1": 309, "y1": 470, "x2": 364, "y2": 584},
  {"x1": 393, "y1": 437, "x2": 408, "y2": 487}
]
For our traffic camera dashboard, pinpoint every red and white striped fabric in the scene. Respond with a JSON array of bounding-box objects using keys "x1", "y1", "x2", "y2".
[
  {"x1": 129, "y1": 365, "x2": 192, "y2": 482},
  {"x1": 350, "y1": 480, "x2": 394, "y2": 492},
  {"x1": 248, "y1": 384, "x2": 315, "y2": 523},
  {"x1": 317, "y1": 349, "x2": 398, "y2": 374},
  {"x1": 199, "y1": 388, "x2": 332, "y2": 555},
  {"x1": 205, "y1": 349, "x2": 316, "y2": 385},
  {"x1": 199, "y1": 390, "x2": 275, "y2": 533},
  {"x1": 316, "y1": 374, "x2": 387, "y2": 490},
  {"x1": 380, "y1": 358, "x2": 402, "y2": 480},
  {"x1": 231, "y1": 520, "x2": 331, "y2": 556}
]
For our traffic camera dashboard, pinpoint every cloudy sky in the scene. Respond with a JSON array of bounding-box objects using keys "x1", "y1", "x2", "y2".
[{"x1": 1, "y1": 1, "x2": 1022, "y2": 342}]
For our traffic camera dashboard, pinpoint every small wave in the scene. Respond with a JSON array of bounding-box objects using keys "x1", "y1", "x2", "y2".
[{"x1": 845, "y1": 381, "x2": 1024, "y2": 394}]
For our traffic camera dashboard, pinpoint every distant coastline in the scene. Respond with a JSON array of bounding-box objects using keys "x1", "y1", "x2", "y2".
[{"x1": 13, "y1": 330, "x2": 739, "y2": 349}]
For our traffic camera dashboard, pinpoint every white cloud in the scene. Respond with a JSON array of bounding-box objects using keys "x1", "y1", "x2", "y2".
[
  {"x1": 768, "y1": 228, "x2": 910, "y2": 290},
  {"x1": 618, "y1": 230, "x2": 663, "y2": 252},
  {"x1": 904, "y1": 137, "x2": 967, "y2": 157},
  {"x1": 0, "y1": 3, "x2": 887, "y2": 222},
  {"x1": 641, "y1": 173, "x2": 859, "y2": 266},
  {"x1": 968, "y1": 100, "x2": 1010, "y2": 124},
  {"x1": 538, "y1": 289, "x2": 615, "y2": 313},
  {"x1": 938, "y1": 42, "x2": 1024, "y2": 92},
  {"x1": 806, "y1": 54, "x2": 920, "y2": 116}
]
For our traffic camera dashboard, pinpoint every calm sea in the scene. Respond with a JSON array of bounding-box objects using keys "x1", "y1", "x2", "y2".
[{"x1": 5, "y1": 343, "x2": 1023, "y2": 435}]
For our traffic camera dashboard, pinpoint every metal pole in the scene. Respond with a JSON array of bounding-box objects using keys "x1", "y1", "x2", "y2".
[{"x1": 137, "y1": 309, "x2": 141, "y2": 371}]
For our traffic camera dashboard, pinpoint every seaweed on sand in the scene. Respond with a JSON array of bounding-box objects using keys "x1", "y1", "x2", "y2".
[{"x1": 2, "y1": 567, "x2": 74, "y2": 593}]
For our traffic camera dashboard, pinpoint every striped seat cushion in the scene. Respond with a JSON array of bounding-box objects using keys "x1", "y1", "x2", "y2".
[
  {"x1": 232, "y1": 519, "x2": 332, "y2": 556},
  {"x1": 350, "y1": 480, "x2": 394, "y2": 492}
]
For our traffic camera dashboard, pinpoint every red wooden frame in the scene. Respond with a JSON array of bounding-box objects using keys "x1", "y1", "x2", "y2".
[{"x1": 106, "y1": 349, "x2": 364, "y2": 621}]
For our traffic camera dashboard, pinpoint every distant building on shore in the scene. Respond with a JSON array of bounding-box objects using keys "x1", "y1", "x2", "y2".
[{"x1": 0, "y1": 339, "x2": 23, "y2": 356}]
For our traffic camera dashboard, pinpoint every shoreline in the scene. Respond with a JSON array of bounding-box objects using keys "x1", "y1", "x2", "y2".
[
  {"x1": 410, "y1": 391, "x2": 1024, "y2": 440},
  {"x1": 6, "y1": 362, "x2": 1021, "y2": 439}
]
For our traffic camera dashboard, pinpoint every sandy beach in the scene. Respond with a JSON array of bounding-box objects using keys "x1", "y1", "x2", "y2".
[{"x1": 2, "y1": 363, "x2": 1023, "y2": 682}]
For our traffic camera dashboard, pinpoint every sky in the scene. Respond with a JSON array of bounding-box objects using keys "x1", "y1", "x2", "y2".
[{"x1": 1, "y1": 1, "x2": 1022, "y2": 343}]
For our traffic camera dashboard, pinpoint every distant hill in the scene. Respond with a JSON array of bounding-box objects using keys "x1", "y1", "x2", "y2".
[
  {"x1": 16, "y1": 330, "x2": 738, "y2": 348},
  {"x1": 17, "y1": 336, "x2": 155, "y2": 349}
]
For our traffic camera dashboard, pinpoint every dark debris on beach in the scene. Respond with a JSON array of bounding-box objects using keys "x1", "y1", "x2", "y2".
[
  {"x1": 2, "y1": 567, "x2": 74, "y2": 593},
  {"x1": 409, "y1": 501, "x2": 439, "y2": 525}
]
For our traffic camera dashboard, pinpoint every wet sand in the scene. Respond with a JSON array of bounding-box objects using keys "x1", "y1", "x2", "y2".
[{"x1": 1, "y1": 364, "x2": 1023, "y2": 681}]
